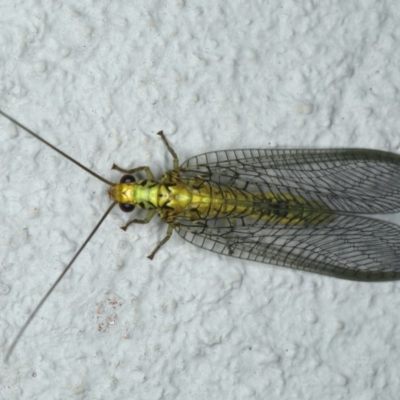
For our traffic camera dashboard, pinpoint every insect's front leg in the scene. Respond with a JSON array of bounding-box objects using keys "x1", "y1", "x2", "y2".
[
  {"x1": 122, "y1": 210, "x2": 174, "y2": 260},
  {"x1": 121, "y1": 209, "x2": 157, "y2": 231},
  {"x1": 113, "y1": 131, "x2": 179, "y2": 173},
  {"x1": 112, "y1": 164, "x2": 155, "y2": 180}
]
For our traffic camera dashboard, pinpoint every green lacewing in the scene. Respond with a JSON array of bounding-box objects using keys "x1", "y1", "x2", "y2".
[{"x1": 2, "y1": 108, "x2": 400, "y2": 360}]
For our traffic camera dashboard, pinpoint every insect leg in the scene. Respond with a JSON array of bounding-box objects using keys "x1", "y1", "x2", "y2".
[
  {"x1": 156, "y1": 131, "x2": 179, "y2": 169},
  {"x1": 120, "y1": 209, "x2": 157, "y2": 231},
  {"x1": 112, "y1": 164, "x2": 156, "y2": 180},
  {"x1": 121, "y1": 210, "x2": 173, "y2": 260},
  {"x1": 147, "y1": 224, "x2": 174, "y2": 260}
]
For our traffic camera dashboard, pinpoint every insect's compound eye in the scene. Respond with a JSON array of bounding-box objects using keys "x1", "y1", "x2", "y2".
[
  {"x1": 120, "y1": 174, "x2": 135, "y2": 184},
  {"x1": 119, "y1": 203, "x2": 135, "y2": 213}
]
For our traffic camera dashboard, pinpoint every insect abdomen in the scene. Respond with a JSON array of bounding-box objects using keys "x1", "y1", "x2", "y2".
[{"x1": 172, "y1": 176, "x2": 333, "y2": 226}]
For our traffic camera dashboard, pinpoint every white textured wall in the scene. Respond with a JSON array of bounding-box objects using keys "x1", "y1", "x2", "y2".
[{"x1": 1, "y1": 1, "x2": 400, "y2": 399}]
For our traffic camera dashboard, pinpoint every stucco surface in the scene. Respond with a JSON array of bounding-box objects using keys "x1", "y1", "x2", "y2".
[{"x1": 1, "y1": 1, "x2": 400, "y2": 399}]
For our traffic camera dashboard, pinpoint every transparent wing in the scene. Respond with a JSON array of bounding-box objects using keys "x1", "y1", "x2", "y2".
[
  {"x1": 175, "y1": 213, "x2": 400, "y2": 281},
  {"x1": 174, "y1": 148, "x2": 400, "y2": 281},
  {"x1": 180, "y1": 148, "x2": 400, "y2": 213}
]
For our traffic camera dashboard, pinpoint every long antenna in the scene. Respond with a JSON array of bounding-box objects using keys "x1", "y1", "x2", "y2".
[
  {"x1": 0, "y1": 109, "x2": 113, "y2": 186},
  {"x1": 0, "y1": 108, "x2": 119, "y2": 361},
  {"x1": 4, "y1": 201, "x2": 117, "y2": 362}
]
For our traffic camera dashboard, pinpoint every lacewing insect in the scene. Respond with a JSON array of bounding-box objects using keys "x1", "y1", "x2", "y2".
[{"x1": 2, "y1": 108, "x2": 400, "y2": 361}]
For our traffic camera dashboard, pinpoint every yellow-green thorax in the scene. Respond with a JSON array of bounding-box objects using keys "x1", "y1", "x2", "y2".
[
  {"x1": 108, "y1": 175, "x2": 194, "y2": 215},
  {"x1": 108, "y1": 171, "x2": 333, "y2": 226}
]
